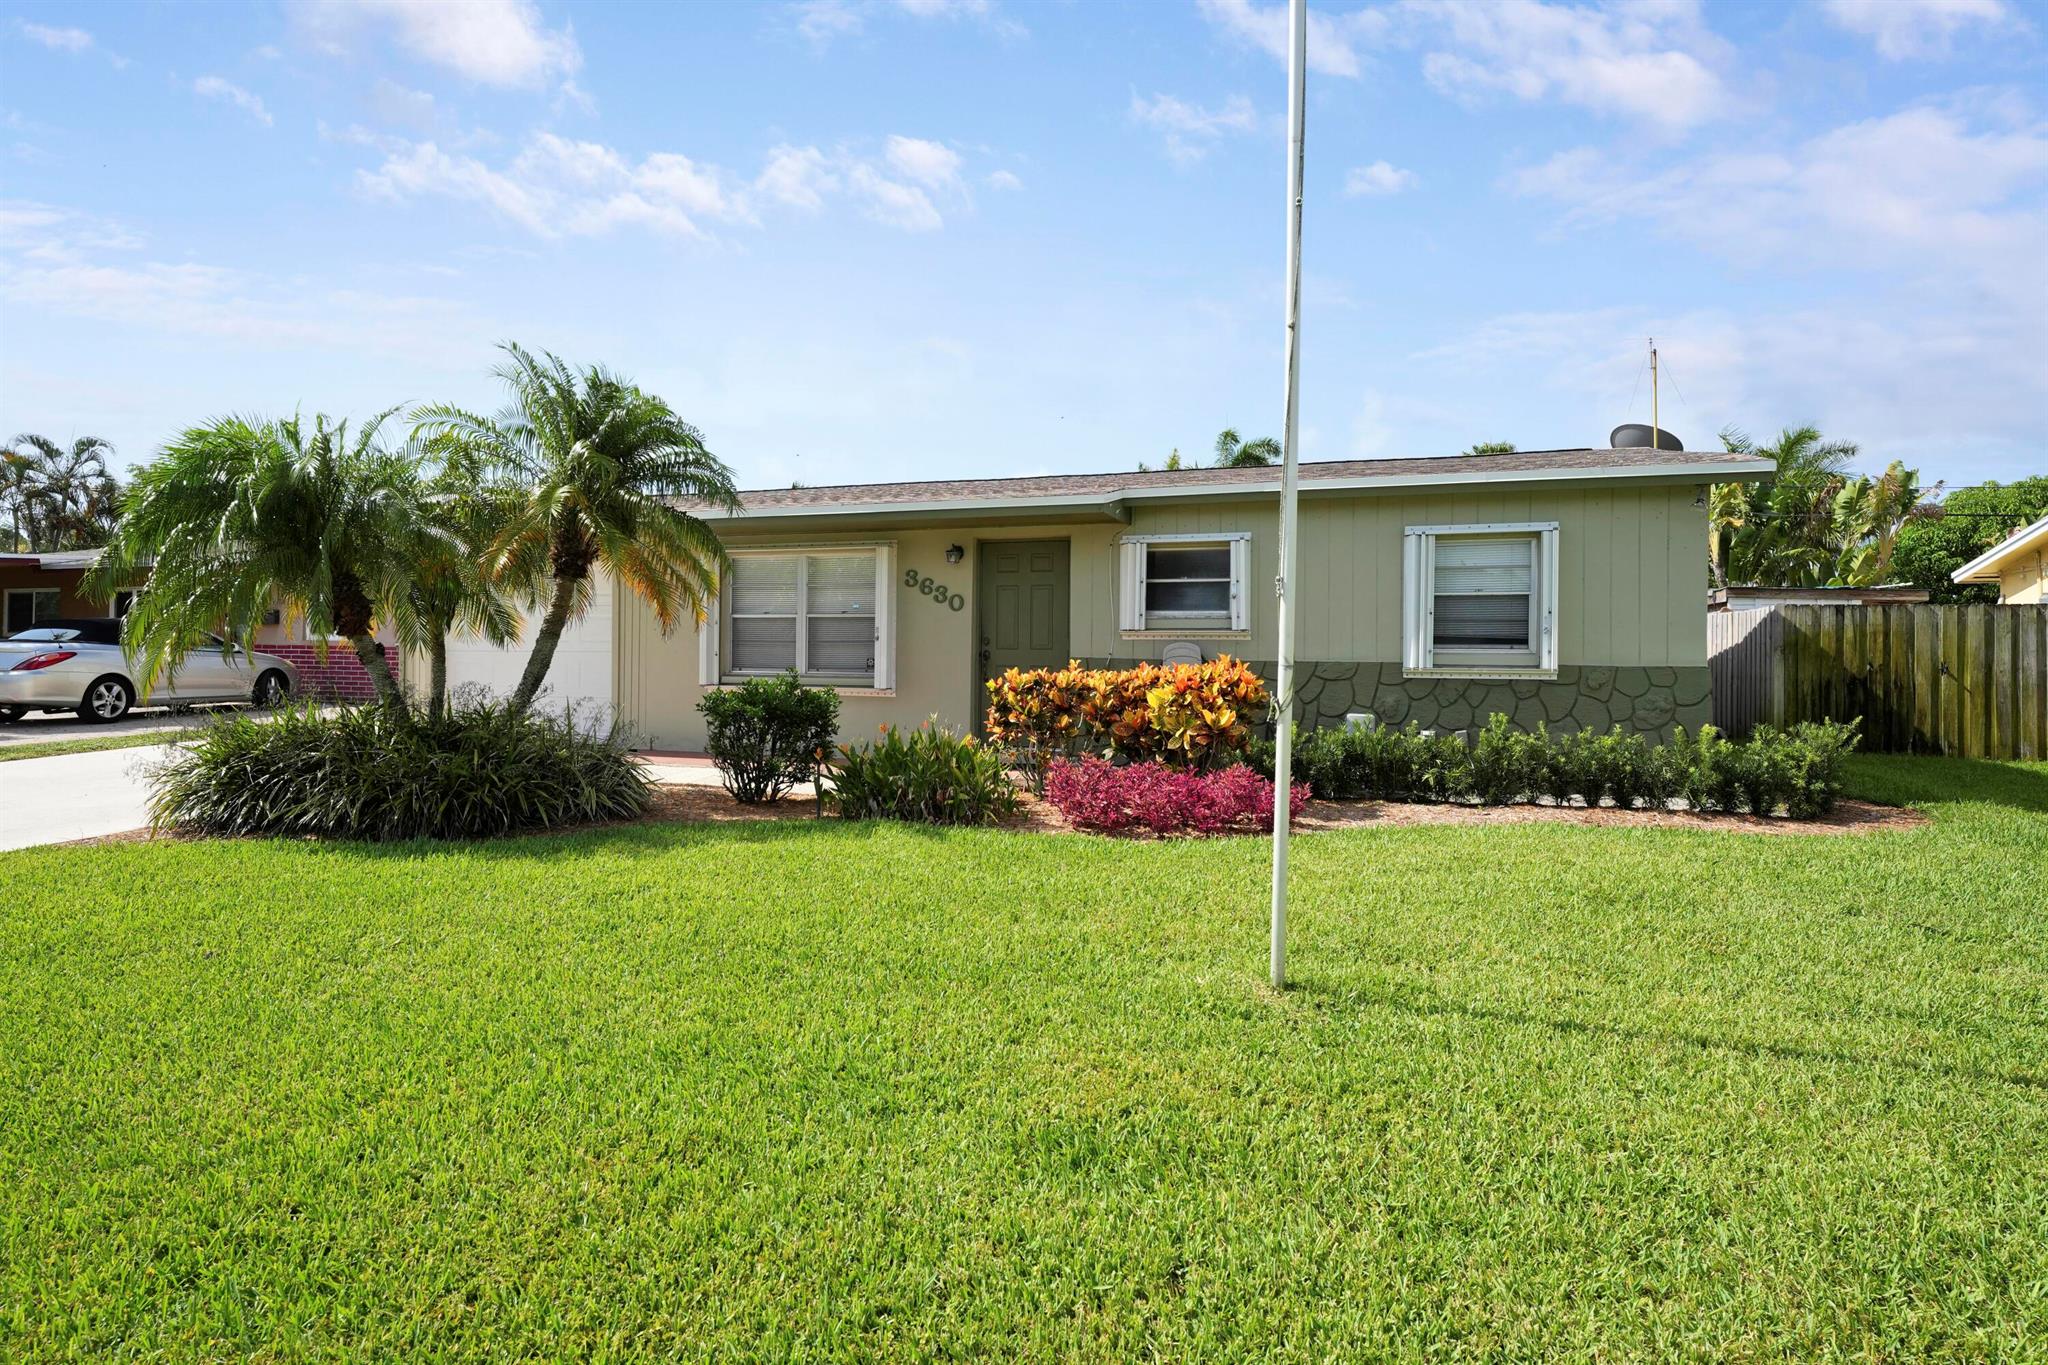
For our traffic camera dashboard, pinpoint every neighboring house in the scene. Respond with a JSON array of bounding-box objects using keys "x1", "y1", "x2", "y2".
[
  {"x1": 1709, "y1": 584, "x2": 1931, "y2": 612},
  {"x1": 560, "y1": 445, "x2": 1768, "y2": 749},
  {"x1": 1951, "y1": 514, "x2": 2048, "y2": 604},
  {"x1": 0, "y1": 549, "x2": 401, "y2": 702}
]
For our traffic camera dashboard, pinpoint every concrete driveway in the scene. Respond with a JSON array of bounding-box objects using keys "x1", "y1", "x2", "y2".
[
  {"x1": 0, "y1": 745, "x2": 172, "y2": 851},
  {"x1": 0, "y1": 704, "x2": 250, "y2": 750}
]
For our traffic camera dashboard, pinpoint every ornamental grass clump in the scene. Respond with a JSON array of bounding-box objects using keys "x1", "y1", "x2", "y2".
[
  {"x1": 826, "y1": 721, "x2": 1019, "y2": 825},
  {"x1": 150, "y1": 699, "x2": 650, "y2": 841},
  {"x1": 1045, "y1": 756, "x2": 1309, "y2": 836}
]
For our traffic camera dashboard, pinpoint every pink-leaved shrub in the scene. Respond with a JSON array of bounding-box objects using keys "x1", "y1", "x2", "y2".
[{"x1": 1044, "y1": 756, "x2": 1309, "y2": 835}]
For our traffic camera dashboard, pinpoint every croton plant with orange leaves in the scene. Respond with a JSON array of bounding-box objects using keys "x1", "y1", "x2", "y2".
[{"x1": 985, "y1": 655, "x2": 1270, "y2": 775}]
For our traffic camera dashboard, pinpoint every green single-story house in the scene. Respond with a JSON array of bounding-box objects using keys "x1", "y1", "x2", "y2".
[{"x1": 563, "y1": 445, "x2": 1769, "y2": 750}]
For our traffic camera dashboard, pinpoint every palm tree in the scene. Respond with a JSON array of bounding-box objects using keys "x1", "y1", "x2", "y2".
[
  {"x1": 1213, "y1": 428, "x2": 1282, "y2": 468},
  {"x1": 1463, "y1": 441, "x2": 1516, "y2": 455},
  {"x1": 413, "y1": 343, "x2": 741, "y2": 715},
  {"x1": 390, "y1": 435, "x2": 522, "y2": 722},
  {"x1": 87, "y1": 412, "x2": 416, "y2": 706},
  {"x1": 1708, "y1": 426, "x2": 1932, "y2": 588},
  {"x1": 2, "y1": 434, "x2": 121, "y2": 550}
]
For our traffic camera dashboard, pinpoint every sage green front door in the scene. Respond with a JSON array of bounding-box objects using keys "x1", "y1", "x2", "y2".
[{"x1": 978, "y1": 540, "x2": 1070, "y2": 693}]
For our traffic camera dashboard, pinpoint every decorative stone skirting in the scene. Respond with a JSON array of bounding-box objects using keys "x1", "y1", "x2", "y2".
[{"x1": 1082, "y1": 658, "x2": 1711, "y2": 740}]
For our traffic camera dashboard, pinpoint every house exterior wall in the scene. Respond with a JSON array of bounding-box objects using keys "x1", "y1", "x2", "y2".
[
  {"x1": 0, "y1": 564, "x2": 105, "y2": 621},
  {"x1": 1999, "y1": 550, "x2": 2045, "y2": 604},
  {"x1": 617, "y1": 480, "x2": 1714, "y2": 750}
]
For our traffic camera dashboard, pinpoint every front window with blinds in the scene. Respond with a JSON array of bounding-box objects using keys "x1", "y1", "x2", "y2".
[
  {"x1": 1117, "y1": 532, "x2": 1251, "y2": 633},
  {"x1": 1402, "y1": 523, "x2": 1559, "y2": 674},
  {"x1": 724, "y1": 550, "x2": 880, "y2": 684},
  {"x1": 1433, "y1": 536, "x2": 1537, "y2": 655}
]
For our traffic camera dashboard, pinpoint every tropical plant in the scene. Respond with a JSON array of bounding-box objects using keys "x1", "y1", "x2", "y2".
[
  {"x1": 985, "y1": 656, "x2": 1270, "y2": 771},
  {"x1": 86, "y1": 412, "x2": 415, "y2": 707},
  {"x1": 1892, "y1": 477, "x2": 2048, "y2": 603},
  {"x1": 1214, "y1": 428, "x2": 1282, "y2": 468},
  {"x1": 698, "y1": 671, "x2": 841, "y2": 804},
  {"x1": 1708, "y1": 426, "x2": 1937, "y2": 589},
  {"x1": 1463, "y1": 441, "x2": 1517, "y2": 456},
  {"x1": 390, "y1": 435, "x2": 522, "y2": 721},
  {"x1": 149, "y1": 698, "x2": 649, "y2": 840},
  {"x1": 1045, "y1": 756, "x2": 1307, "y2": 835},
  {"x1": 1, "y1": 433, "x2": 122, "y2": 551},
  {"x1": 413, "y1": 343, "x2": 741, "y2": 714},
  {"x1": 826, "y1": 721, "x2": 1018, "y2": 825}
]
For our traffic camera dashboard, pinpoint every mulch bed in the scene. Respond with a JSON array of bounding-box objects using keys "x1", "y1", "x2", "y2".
[
  {"x1": 66, "y1": 783, "x2": 1923, "y2": 848},
  {"x1": 621, "y1": 786, "x2": 1924, "y2": 838}
]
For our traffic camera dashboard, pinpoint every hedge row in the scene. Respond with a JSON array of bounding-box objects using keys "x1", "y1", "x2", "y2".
[{"x1": 1250, "y1": 715, "x2": 1861, "y2": 818}]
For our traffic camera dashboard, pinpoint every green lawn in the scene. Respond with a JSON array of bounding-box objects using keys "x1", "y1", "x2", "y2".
[
  {"x1": 0, "y1": 728, "x2": 192, "y2": 763},
  {"x1": 3, "y1": 756, "x2": 2043, "y2": 1360}
]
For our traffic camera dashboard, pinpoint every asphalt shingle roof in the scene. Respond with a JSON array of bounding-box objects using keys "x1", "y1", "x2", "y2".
[{"x1": 708, "y1": 447, "x2": 1767, "y2": 514}]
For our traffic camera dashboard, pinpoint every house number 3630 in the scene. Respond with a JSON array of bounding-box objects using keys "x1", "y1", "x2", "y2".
[{"x1": 904, "y1": 569, "x2": 966, "y2": 612}]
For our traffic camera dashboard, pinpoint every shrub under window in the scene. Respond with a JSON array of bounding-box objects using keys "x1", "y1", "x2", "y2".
[{"x1": 698, "y1": 671, "x2": 840, "y2": 804}]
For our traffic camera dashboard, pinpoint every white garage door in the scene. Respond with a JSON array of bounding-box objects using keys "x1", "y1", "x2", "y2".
[{"x1": 444, "y1": 574, "x2": 614, "y2": 717}]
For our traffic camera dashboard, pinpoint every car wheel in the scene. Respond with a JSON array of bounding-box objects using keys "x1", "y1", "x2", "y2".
[
  {"x1": 79, "y1": 676, "x2": 134, "y2": 723},
  {"x1": 0, "y1": 704, "x2": 24, "y2": 725},
  {"x1": 253, "y1": 669, "x2": 291, "y2": 709}
]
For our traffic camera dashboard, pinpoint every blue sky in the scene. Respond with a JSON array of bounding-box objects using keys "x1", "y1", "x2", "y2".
[{"x1": 2, "y1": 0, "x2": 2044, "y2": 491}]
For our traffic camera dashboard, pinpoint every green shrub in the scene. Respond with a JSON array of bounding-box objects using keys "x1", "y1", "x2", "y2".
[
  {"x1": 1588, "y1": 727, "x2": 1658, "y2": 810},
  {"x1": 826, "y1": 721, "x2": 1019, "y2": 825},
  {"x1": 1413, "y1": 727, "x2": 1475, "y2": 803},
  {"x1": 697, "y1": 671, "x2": 840, "y2": 804},
  {"x1": 1539, "y1": 726, "x2": 1604, "y2": 806},
  {"x1": 1779, "y1": 718, "x2": 1862, "y2": 818},
  {"x1": 150, "y1": 700, "x2": 650, "y2": 840},
  {"x1": 1472, "y1": 714, "x2": 1543, "y2": 806},
  {"x1": 1672, "y1": 724, "x2": 1737, "y2": 813}
]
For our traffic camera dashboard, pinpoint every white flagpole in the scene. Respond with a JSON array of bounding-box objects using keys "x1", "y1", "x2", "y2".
[{"x1": 1270, "y1": 0, "x2": 1308, "y2": 991}]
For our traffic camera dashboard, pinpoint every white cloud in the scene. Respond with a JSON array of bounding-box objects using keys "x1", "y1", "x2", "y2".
[
  {"x1": 885, "y1": 135, "x2": 962, "y2": 189},
  {"x1": 356, "y1": 132, "x2": 983, "y2": 238},
  {"x1": 1345, "y1": 160, "x2": 1417, "y2": 195},
  {"x1": 193, "y1": 77, "x2": 274, "y2": 127},
  {"x1": 1197, "y1": 0, "x2": 1731, "y2": 130},
  {"x1": 292, "y1": 0, "x2": 581, "y2": 90},
  {"x1": 1195, "y1": 0, "x2": 1389, "y2": 79},
  {"x1": 16, "y1": 21, "x2": 94, "y2": 52},
  {"x1": 1821, "y1": 0, "x2": 2012, "y2": 60},
  {"x1": 788, "y1": 0, "x2": 1023, "y2": 47},
  {"x1": 367, "y1": 78, "x2": 437, "y2": 130},
  {"x1": 1129, "y1": 92, "x2": 1259, "y2": 164},
  {"x1": 1511, "y1": 104, "x2": 2048, "y2": 288},
  {"x1": 0, "y1": 201, "x2": 489, "y2": 361},
  {"x1": 984, "y1": 169, "x2": 1023, "y2": 191},
  {"x1": 848, "y1": 164, "x2": 942, "y2": 231},
  {"x1": 1407, "y1": 0, "x2": 1730, "y2": 131}
]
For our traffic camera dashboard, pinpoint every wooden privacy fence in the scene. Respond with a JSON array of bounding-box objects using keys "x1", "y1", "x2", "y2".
[{"x1": 1708, "y1": 604, "x2": 2048, "y2": 759}]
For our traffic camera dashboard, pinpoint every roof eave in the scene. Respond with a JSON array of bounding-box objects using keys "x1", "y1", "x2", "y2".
[
  {"x1": 697, "y1": 456, "x2": 1778, "y2": 523},
  {"x1": 1950, "y1": 515, "x2": 2048, "y2": 583}
]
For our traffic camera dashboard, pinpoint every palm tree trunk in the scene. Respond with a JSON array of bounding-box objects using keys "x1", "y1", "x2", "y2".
[
  {"x1": 347, "y1": 634, "x2": 406, "y2": 709},
  {"x1": 428, "y1": 629, "x2": 448, "y2": 722},
  {"x1": 509, "y1": 573, "x2": 582, "y2": 715}
]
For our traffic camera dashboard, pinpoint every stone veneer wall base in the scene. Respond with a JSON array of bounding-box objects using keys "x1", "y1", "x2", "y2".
[{"x1": 1082, "y1": 658, "x2": 1710, "y2": 739}]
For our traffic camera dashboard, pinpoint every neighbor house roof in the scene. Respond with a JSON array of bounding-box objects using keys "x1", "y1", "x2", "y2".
[
  {"x1": 1951, "y1": 514, "x2": 2048, "y2": 583},
  {"x1": 0, "y1": 549, "x2": 103, "y2": 571},
  {"x1": 692, "y1": 447, "x2": 1774, "y2": 522}
]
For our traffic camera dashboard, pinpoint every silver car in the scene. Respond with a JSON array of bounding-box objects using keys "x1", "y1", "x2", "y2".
[{"x1": 0, "y1": 617, "x2": 298, "y2": 723}]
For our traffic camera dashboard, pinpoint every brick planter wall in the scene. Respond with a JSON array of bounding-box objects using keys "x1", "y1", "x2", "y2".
[{"x1": 261, "y1": 642, "x2": 402, "y2": 703}]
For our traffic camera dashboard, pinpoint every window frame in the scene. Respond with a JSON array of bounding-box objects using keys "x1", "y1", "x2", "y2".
[
  {"x1": 700, "y1": 543, "x2": 896, "y2": 692},
  {"x1": 1402, "y1": 521, "x2": 1559, "y2": 677},
  {"x1": 1118, "y1": 531, "x2": 1251, "y2": 635},
  {"x1": 4, "y1": 587, "x2": 62, "y2": 638}
]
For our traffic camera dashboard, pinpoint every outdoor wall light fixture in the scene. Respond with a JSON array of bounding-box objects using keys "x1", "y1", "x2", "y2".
[{"x1": 945, "y1": 544, "x2": 965, "y2": 564}]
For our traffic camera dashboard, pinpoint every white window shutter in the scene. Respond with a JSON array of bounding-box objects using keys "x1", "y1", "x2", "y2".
[
  {"x1": 1228, "y1": 535, "x2": 1249, "y2": 632},
  {"x1": 1539, "y1": 527, "x2": 1560, "y2": 672},
  {"x1": 1401, "y1": 530, "x2": 1429, "y2": 671},
  {"x1": 697, "y1": 586, "x2": 721, "y2": 684},
  {"x1": 1118, "y1": 539, "x2": 1146, "y2": 632},
  {"x1": 871, "y1": 544, "x2": 895, "y2": 691}
]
